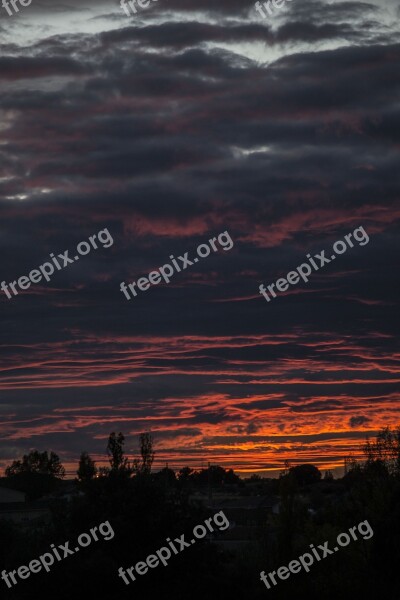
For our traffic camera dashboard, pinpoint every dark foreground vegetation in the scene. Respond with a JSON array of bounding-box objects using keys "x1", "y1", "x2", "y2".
[{"x1": 0, "y1": 428, "x2": 399, "y2": 599}]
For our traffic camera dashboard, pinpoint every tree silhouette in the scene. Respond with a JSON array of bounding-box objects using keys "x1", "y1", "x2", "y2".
[
  {"x1": 107, "y1": 432, "x2": 131, "y2": 475},
  {"x1": 287, "y1": 464, "x2": 321, "y2": 486},
  {"x1": 77, "y1": 451, "x2": 97, "y2": 482},
  {"x1": 133, "y1": 432, "x2": 155, "y2": 475},
  {"x1": 5, "y1": 450, "x2": 65, "y2": 478},
  {"x1": 364, "y1": 425, "x2": 400, "y2": 476}
]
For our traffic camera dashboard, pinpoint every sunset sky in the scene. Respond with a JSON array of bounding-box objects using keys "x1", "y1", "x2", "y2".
[{"x1": 0, "y1": 0, "x2": 399, "y2": 477}]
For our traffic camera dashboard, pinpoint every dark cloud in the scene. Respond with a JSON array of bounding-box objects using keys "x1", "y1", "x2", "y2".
[
  {"x1": 0, "y1": 0, "x2": 399, "y2": 475},
  {"x1": 349, "y1": 416, "x2": 371, "y2": 427},
  {"x1": 0, "y1": 56, "x2": 87, "y2": 80}
]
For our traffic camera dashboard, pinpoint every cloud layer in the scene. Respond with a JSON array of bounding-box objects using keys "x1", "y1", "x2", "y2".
[{"x1": 0, "y1": 0, "x2": 399, "y2": 475}]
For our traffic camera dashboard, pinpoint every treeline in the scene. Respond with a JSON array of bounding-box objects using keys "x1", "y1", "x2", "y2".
[
  {"x1": 0, "y1": 427, "x2": 399, "y2": 600},
  {"x1": 1, "y1": 431, "x2": 242, "y2": 500}
]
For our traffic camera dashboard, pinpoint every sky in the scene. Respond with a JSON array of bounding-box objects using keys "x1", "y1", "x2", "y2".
[{"x1": 0, "y1": 0, "x2": 399, "y2": 477}]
